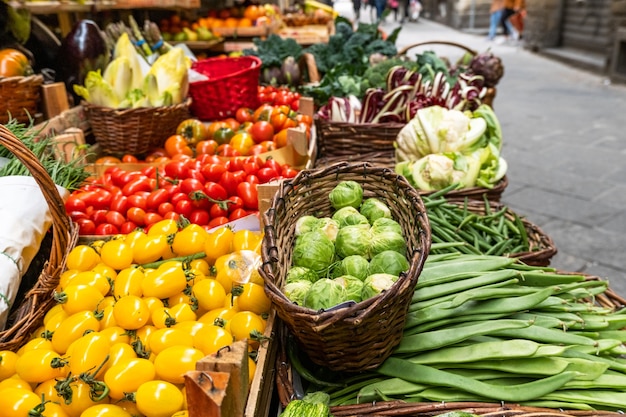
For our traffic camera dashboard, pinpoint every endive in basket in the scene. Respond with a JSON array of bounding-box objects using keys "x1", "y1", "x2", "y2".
[{"x1": 74, "y1": 32, "x2": 190, "y2": 109}]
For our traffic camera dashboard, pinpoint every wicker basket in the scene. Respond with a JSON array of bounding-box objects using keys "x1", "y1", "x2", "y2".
[
  {"x1": 431, "y1": 198, "x2": 557, "y2": 266},
  {"x1": 313, "y1": 149, "x2": 508, "y2": 202},
  {"x1": 188, "y1": 56, "x2": 261, "y2": 121},
  {"x1": 83, "y1": 98, "x2": 191, "y2": 156},
  {"x1": 0, "y1": 75, "x2": 44, "y2": 124},
  {"x1": 397, "y1": 40, "x2": 500, "y2": 108},
  {"x1": 259, "y1": 161, "x2": 431, "y2": 372},
  {"x1": 0, "y1": 124, "x2": 78, "y2": 352},
  {"x1": 275, "y1": 274, "x2": 626, "y2": 417},
  {"x1": 314, "y1": 117, "x2": 404, "y2": 160}
]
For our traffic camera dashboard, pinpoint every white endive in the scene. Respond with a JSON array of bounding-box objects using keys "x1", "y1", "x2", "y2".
[{"x1": 147, "y1": 47, "x2": 190, "y2": 106}]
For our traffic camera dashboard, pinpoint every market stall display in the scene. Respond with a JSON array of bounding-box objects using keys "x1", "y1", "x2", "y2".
[
  {"x1": 0, "y1": 48, "x2": 43, "y2": 123},
  {"x1": 0, "y1": 124, "x2": 78, "y2": 352}
]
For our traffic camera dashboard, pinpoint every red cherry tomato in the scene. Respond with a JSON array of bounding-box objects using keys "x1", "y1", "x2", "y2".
[{"x1": 237, "y1": 182, "x2": 258, "y2": 211}]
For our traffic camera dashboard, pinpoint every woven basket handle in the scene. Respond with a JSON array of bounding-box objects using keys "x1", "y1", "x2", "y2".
[
  {"x1": 0, "y1": 125, "x2": 73, "y2": 257},
  {"x1": 397, "y1": 40, "x2": 477, "y2": 57}
]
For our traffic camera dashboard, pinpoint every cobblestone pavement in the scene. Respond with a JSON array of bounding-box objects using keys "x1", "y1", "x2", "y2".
[{"x1": 332, "y1": 0, "x2": 626, "y2": 296}]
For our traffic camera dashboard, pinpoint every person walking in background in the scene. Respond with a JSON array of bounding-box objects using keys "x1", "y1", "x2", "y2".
[
  {"x1": 388, "y1": 0, "x2": 399, "y2": 21},
  {"x1": 501, "y1": 0, "x2": 520, "y2": 41},
  {"x1": 374, "y1": 0, "x2": 386, "y2": 20},
  {"x1": 352, "y1": 0, "x2": 362, "y2": 20},
  {"x1": 508, "y1": 0, "x2": 526, "y2": 39},
  {"x1": 488, "y1": 0, "x2": 504, "y2": 41}
]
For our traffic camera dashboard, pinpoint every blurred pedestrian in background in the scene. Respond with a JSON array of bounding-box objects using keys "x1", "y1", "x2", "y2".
[
  {"x1": 352, "y1": 0, "x2": 362, "y2": 20},
  {"x1": 388, "y1": 0, "x2": 399, "y2": 21},
  {"x1": 501, "y1": 0, "x2": 521, "y2": 41},
  {"x1": 488, "y1": 0, "x2": 504, "y2": 41},
  {"x1": 508, "y1": 0, "x2": 526, "y2": 39}
]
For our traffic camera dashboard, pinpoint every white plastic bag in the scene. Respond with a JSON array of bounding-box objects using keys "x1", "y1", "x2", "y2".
[{"x1": 0, "y1": 176, "x2": 68, "y2": 331}]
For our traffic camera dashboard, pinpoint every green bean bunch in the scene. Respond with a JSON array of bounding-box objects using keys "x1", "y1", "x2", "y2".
[
  {"x1": 423, "y1": 189, "x2": 530, "y2": 257},
  {"x1": 293, "y1": 253, "x2": 626, "y2": 412}
]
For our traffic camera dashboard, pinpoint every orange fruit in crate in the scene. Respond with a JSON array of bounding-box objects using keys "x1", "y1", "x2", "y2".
[
  {"x1": 225, "y1": 17, "x2": 239, "y2": 28},
  {"x1": 239, "y1": 17, "x2": 253, "y2": 27},
  {"x1": 244, "y1": 5, "x2": 262, "y2": 20}
]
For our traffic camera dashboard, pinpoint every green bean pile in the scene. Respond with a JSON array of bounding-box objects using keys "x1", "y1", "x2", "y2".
[
  {"x1": 293, "y1": 253, "x2": 626, "y2": 411},
  {"x1": 424, "y1": 192, "x2": 530, "y2": 257}
]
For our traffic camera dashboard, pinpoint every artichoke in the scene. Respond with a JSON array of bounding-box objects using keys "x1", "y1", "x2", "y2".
[{"x1": 468, "y1": 52, "x2": 504, "y2": 88}]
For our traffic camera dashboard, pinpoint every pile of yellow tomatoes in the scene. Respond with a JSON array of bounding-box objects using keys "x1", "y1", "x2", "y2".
[{"x1": 0, "y1": 220, "x2": 270, "y2": 417}]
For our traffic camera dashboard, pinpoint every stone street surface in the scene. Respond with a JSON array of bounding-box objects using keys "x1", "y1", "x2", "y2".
[{"x1": 332, "y1": 0, "x2": 626, "y2": 296}]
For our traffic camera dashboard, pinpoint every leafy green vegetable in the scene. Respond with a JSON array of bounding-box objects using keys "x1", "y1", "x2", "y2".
[
  {"x1": 335, "y1": 224, "x2": 372, "y2": 259},
  {"x1": 286, "y1": 266, "x2": 318, "y2": 284},
  {"x1": 335, "y1": 255, "x2": 370, "y2": 281},
  {"x1": 360, "y1": 198, "x2": 392, "y2": 224},
  {"x1": 284, "y1": 280, "x2": 313, "y2": 305},
  {"x1": 0, "y1": 120, "x2": 91, "y2": 191},
  {"x1": 360, "y1": 57, "x2": 420, "y2": 95},
  {"x1": 243, "y1": 34, "x2": 303, "y2": 69},
  {"x1": 369, "y1": 250, "x2": 409, "y2": 276},
  {"x1": 334, "y1": 275, "x2": 364, "y2": 303},
  {"x1": 332, "y1": 206, "x2": 369, "y2": 228},
  {"x1": 292, "y1": 230, "x2": 336, "y2": 276},
  {"x1": 304, "y1": 278, "x2": 347, "y2": 310},
  {"x1": 329, "y1": 181, "x2": 363, "y2": 210},
  {"x1": 362, "y1": 273, "x2": 398, "y2": 299}
]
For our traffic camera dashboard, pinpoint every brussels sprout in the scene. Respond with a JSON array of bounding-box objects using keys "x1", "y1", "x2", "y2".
[
  {"x1": 284, "y1": 279, "x2": 313, "y2": 305},
  {"x1": 362, "y1": 273, "x2": 399, "y2": 300},
  {"x1": 360, "y1": 198, "x2": 392, "y2": 224},
  {"x1": 335, "y1": 224, "x2": 372, "y2": 259},
  {"x1": 370, "y1": 217, "x2": 403, "y2": 235},
  {"x1": 332, "y1": 206, "x2": 370, "y2": 228},
  {"x1": 304, "y1": 278, "x2": 347, "y2": 310},
  {"x1": 329, "y1": 181, "x2": 363, "y2": 210},
  {"x1": 369, "y1": 250, "x2": 409, "y2": 276},
  {"x1": 286, "y1": 266, "x2": 319, "y2": 284},
  {"x1": 316, "y1": 217, "x2": 340, "y2": 241},
  {"x1": 334, "y1": 275, "x2": 364, "y2": 303},
  {"x1": 370, "y1": 230, "x2": 406, "y2": 257},
  {"x1": 295, "y1": 215, "x2": 320, "y2": 236},
  {"x1": 292, "y1": 230, "x2": 336, "y2": 275},
  {"x1": 337, "y1": 255, "x2": 370, "y2": 281}
]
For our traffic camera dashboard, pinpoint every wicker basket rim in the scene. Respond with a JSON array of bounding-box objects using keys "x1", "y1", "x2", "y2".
[
  {"x1": 82, "y1": 97, "x2": 191, "y2": 114},
  {"x1": 191, "y1": 56, "x2": 262, "y2": 85},
  {"x1": 0, "y1": 74, "x2": 44, "y2": 83}
]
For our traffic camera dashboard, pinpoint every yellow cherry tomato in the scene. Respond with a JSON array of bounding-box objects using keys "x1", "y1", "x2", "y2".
[
  {"x1": 116, "y1": 399, "x2": 142, "y2": 417},
  {"x1": 91, "y1": 262, "x2": 118, "y2": 283},
  {"x1": 112, "y1": 267, "x2": 145, "y2": 298},
  {"x1": 134, "y1": 325, "x2": 157, "y2": 353},
  {"x1": 125, "y1": 229, "x2": 148, "y2": 248},
  {"x1": 248, "y1": 356, "x2": 257, "y2": 384},
  {"x1": 100, "y1": 239, "x2": 134, "y2": 270},
  {"x1": 105, "y1": 342, "x2": 137, "y2": 371},
  {"x1": 67, "y1": 332, "x2": 111, "y2": 378},
  {"x1": 233, "y1": 282, "x2": 271, "y2": 315},
  {"x1": 204, "y1": 226, "x2": 234, "y2": 265},
  {"x1": 171, "y1": 225, "x2": 208, "y2": 256},
  {"x1": 232, "y1": 229, "x2": 263, "y2": 252},
  {"x1": 189, "y1": 258, "x2": 210, "y2": 276},
  {"x1": 147, "y1": 219, "x2": 179, "y2": 236},
  {"x1": 55, "y1": 284, "x2": 105, "y2": 315},
  {"x1": 192, "y1": 325, "x2": 233, "y2": 356},
  {"x1": 17, "y1": 337, "x2": 53, "y2": 356},
  {"x1": 149, "y1": 328, "x2": 194, "y2": 355},
  {"x1": 112, "y1": 295, "x2": 150, "y2": 330},
  {"x1": 0, "y1": 387, "x2": 41, "y2": 417},
  {"x1": 171, "y1": 411, "x2": 189, "y2": 417},
  {"x1": 15, "y1": 348, "x2": 67, "y2": 383},
  {"x1": 197, "y1": 307, "x2": 237, "y2": 329},
  {"x1": 98, "y1": 326, "x2": 130, "y2": 345},
  {"x1": 0, "y1": 375, "x2": 32, "y2": 391},
  {"x1": 104, "y1": 358, "x2": 156, "y2": 400},
  {"x1": 58, "y1": 379, "x2": 110, "y2": 417},
  {"x1": 51, "y1": 310, "x2": 100, "y2": 354},
  {"x1": 98, "y1": 304, "x2": 118, "y2": 330},
  {"x1": 223, "y1": 293, "x2": 240, "y2": 311},
  {"x1": 192, "y1": 278, "x2": 226, "y2": 312},
  {"x1": 135, "y1": 380, "x2": 184, "y2": 417},
  {"x1": 173, "y1": 320, "x2": 207, "y2": 337},
  {"x1": 167, "y1": 291, "x2": 193, "y2": 307},
  {"x1": 39, "y1": 401, "x2": 69, "y2": 417},
  {"x1": 66, "y1": 270, "x2": 111, "y2": 296},
  {"x1": 154, "y1": 346, "x2": 204, "y2": 384},
  {"x1": 80, "y1": 404, "x2": 132, "y2": 417},
  {"x1": 133, "y1": 233, "x2": 169, "y2": 265},
  {"x1": 57, "y1": 269, "x2": 80, "y2": 291},
  {"x1": 229, "y1": 311, "x2": 266, "y2": 349},
  {"x1": 66, "y1": 245, "x2": 101, "y2": 271},
  {"x1": 0, "y1": 350, "x2": 18, "y2": 380},
  {"x1": 141, "y1": 262, "x2": 187, "y2": 299},
  {"x1": 34, "y1": 377, "x2": 61, "y2": 402}
]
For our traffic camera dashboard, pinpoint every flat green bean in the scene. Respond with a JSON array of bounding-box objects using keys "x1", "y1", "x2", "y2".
[
  {"x1": 405, "y1": 312, "x2": 509, "y2": 334},
  {"x1": 561, "y1": 347, "x2": 626, "y2": 373},
  {"x1": 445, "y1": 284, "x2": 535, "y2": 309},
  {"x1": 398, "y1": 319, "x2": 532, "y2": 353},
  {"x1": 493, "y1": 325, "x2": 598, "y2": 346},
  {"x1": 406, "y1": 339, "x2": 541, "y2": 364},
  {"x1": 565, "y1": 372, "x2": 626, "y2": 389},
  {"x1": 561, "y1": 356, "x2": 609, "y2": 380},
  {"x1": 356, "y1": 378, "x2": 427, "y2": 403},
  {"x1": 412, "y1": 269, "x2": 518, "y2": 302},
  {"x1": 417, "y1": 256, "x2": 517, "y2": 285},
  {"x1": 409, "y1": 278, "x2": 519, "y2": 312},
  {"x1": 518, "y1": 271, "x2": 587, "y2": 286},
  {"x1": 538, "y1": 389, "x2": 626, "y2": 410},
  {"x1": 406, "y1": 286, "x2": 555, "y2": 327},
  {"x1": 376, "y1": 358, "x2": 577, "y2": 402},
  {"x1": 441, "y1": 357, "x2": 570, "y2": 375}
]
